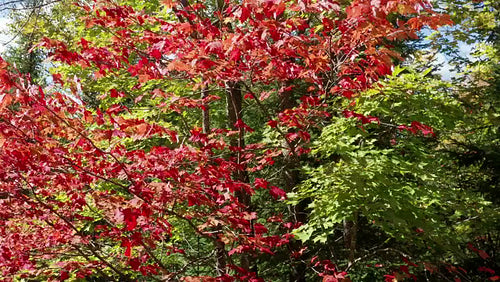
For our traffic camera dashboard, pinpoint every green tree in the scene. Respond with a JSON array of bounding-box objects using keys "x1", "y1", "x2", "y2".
[{"x1": 291, "y1": 67, "x2": 498, "y2": 281}]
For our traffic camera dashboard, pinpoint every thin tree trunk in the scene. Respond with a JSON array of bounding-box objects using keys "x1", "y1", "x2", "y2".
[
  {"x1": 226, "y1": 81, "x2": 253, "y2": 272},
  {"x1": 344, "y1": 211, "x2": 358, "y2": 268},
  {"x1": 215, "y1": 238, "x2": 227, "y2": 276}
]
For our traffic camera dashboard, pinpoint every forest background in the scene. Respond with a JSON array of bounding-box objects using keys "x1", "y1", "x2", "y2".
[{"x1": 0, "y1": 0, "x2": 498, "y2": 281}]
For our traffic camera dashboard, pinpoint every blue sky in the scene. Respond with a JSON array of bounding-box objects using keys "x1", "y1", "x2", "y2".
[
  {"x1": 0, "y1": 16, "x2": 10, "y2": 54},
  {"x1": 434, "y1": 40, "x2": 473, "y2": 80}
]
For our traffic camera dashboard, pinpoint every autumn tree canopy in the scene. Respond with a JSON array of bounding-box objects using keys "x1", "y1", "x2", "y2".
[{"x1": 0, "y1": 0, "x2": 498, "y2": 281}]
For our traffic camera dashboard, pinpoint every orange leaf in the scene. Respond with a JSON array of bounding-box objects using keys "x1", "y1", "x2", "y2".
[
  {"x1": 0, "y1": 94, "x2": 13, "y2": 111},
  {"x1": 161, "y1": 0, "x2": 176, "y2": 9}
]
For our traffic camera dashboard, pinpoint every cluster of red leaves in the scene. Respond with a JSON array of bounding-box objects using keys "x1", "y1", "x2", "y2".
[
  {"x1": 381, "y1": 249, "x2": 499, "y2": 282},
  {"x1": 0, "y1": 65, "x2": 289, "y2": 280},
  {"x1": 307, "y1": 256, "x2": 349, "y2": 282},
  {"x1": 0, "y1": 0, "x2": 452, "y2": 280}
]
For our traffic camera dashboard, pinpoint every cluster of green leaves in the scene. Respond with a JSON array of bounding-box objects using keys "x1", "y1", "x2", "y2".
[{"x1": 290, "y1": 67, "x2": 498, "y2": 279}]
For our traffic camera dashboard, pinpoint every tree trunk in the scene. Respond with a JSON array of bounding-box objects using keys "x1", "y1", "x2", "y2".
[
  {"x1": 215, "y1": 238, "x2": 227, "y2": 276},
  {"x1": 344, "y1": 211, "x2": 358, "y2": 268},
  {"x1": 226, "y1": 81, "x2": 253, "y2": 272}
]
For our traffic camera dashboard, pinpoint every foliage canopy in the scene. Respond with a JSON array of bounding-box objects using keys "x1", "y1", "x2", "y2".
[{"x1": 0, "y1": 0, "x2": 498, "y2": 281}]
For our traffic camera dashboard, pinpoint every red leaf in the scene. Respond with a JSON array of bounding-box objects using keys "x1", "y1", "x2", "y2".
[
  {"x1": 205, "y1": 41, "x2": 222, "y2": 54},
  {"x1": 467, "y1": 242, "x2": 478, "y2": 252},
  {"x1": 384, "y1": 274, "x2": 396, "y2": 282},
  {"x1": 229, "y1": 48, "x2": 241, "y2": 62},
  {"x1": 402, "y1": 257, "x2": 418, "y2": 267},
  {"x1": 60, "y1": 270, "x2": 70, "y2": 281},
  {"x1": 478, "y1": 267, "x2": 495, "y2": 274},
  {"x1": 52, "y1": 73, "x2": 64, "y2": 85},
  {"x1": 269, "y1": 186, "x2": 286, "y2": 200},
  {"x1": 478, "y1": 250, "x2": 490, "y2": 260},
  {"x1": 106, "y1": 104, "x2": 127, "y2": 115},
  {"x1": 122, "y1": 209, "x2": 138, "y2": 231},
  {"x1": 323, "y1": 275, "x2": 339, "y2": 282},
  {"x1": 150, "y1": 48, "x2": 162, "y2": 60},
  {"x1": 110, "y1": 89, "x2": 123, "y2": 98},
  {"x1": 254, "y1": 178, "x2": 269, "y2": 189},
  {"x1": 243, "y1": 93, "x2": 254, "y2": 99},
  {"x1": 122, "y1": 238, "x2": 132, "y2": 257},
  {"x1": 129, "y1": 258, "x2": 141, "y2": 271},
  {"x1": 80, "y1": 37, "x2": 89, "y2": 49},
  {"x1": 267, "y1": 120, "x2": 278, "y2": 128},
  {"x1": 234, "y1": 119, "x2": 254, "y2": 132},
  {"x1": 240, "y1": 6, "x2": 250, "y2": 23},
  {"x1": 260, "y1": 247, "x2": 274, "y2": 255}
]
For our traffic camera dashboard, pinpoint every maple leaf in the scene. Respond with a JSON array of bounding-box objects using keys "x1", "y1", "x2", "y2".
[
  {"x1": 0, "y1": 94, "x2": 13, "y2": 111},
  {"x1": 240, "y1": 6, "x2": 250, "y2": 23},
  {"x1": 478, "y1": 267, "x2": 496, "y2": 275},
  {"x1": 167, "y1": 60, "x2": 190, "y2": 72},
  {"x1": 478, "y1": 250, "x2": 490, "y2": 260},
  {"x1": 229, "y1": 48, "x2": 241, "y2": 62},
  {"x1": 267, "y1": 120, "x2": 278, "y2": 128},
  {"x1": 269, "y1": 186, "x2": 286, "y2": 200},
  {"x1": 60, "y1": 270, "x2": 70, "y2": 281},
  {"x1": 150, "y1": 49, "x2": 162, "y2": 60},
  {"x1": 121, "y1": 238, "x2": 133, "y2": 257},
  {"x1": 254, "y1": 178, "x2": 269, "y2": 189}
]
